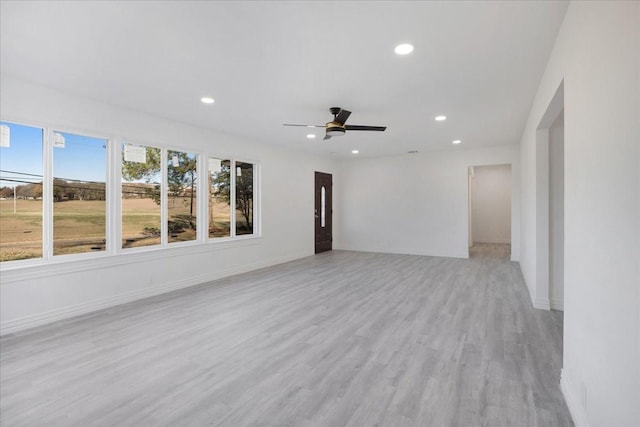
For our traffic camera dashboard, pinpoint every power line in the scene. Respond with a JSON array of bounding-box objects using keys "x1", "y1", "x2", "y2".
[
  {"x1": 0, "y1": 169, "x2": 42, "y2": 178},
  {"x1": 0, "y1": 169, "x2": 108, "y2": 186},
  {"x1": 0, "y1": 178, "x2": 162, "y2": 197}
]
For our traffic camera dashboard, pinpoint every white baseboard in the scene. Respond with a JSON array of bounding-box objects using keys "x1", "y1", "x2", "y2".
[
  {"x1": 550, "y1": 298, "x2": 564, "y2": 311},
  {"x1": 561, "y1": 369, "x2": 589, "y2": 427},
  {"x1": 534, "y1": 296, "x2": 551, "y2": 310},
  {"x1": 0, "y1": 253, "x2": 305, "y2": 336}
]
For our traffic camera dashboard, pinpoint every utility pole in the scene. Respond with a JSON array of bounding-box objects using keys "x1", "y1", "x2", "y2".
[{"x1": 13, "y1": 185, "x2": 16, "y2": 214}]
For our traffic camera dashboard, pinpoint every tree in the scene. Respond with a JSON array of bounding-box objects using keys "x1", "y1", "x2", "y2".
[
  {"x1": 16, "y1": 183, "x2": 42, "y2": 199},
  {"x1": 121, "y1": 147, "x2": 161, "y2": 204},
  {"x1": 235, "y1": 164, "x2": 253, "y2": 231},
  {"x1": 52, "y1": 179, "x2": 65, "y2": 201},
  {"x1": 121, "y1": 148, "x2": 197, "y2": 232},
  {"x1": 52, "y1": 178, "x2": 77, "y2": 201},
  {"x1": 0, "y1": 186, "x2": 13, "y2": 198},
  {"x1": 211, "y1": 162, "x2": 253, "y2": 231},
  {"x1": 32, "y1": 183, "x2": 43, "y2": 199},
  {"x1": 167, "y1": 151, "x2": 197, "y2": 223}
]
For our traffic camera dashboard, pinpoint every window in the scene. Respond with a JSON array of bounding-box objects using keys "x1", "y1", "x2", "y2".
[
  {"x1": 121, "y1": 143, "x2": 161, "y2": 249},
  {"x1": 208, "y1": 157, "x2": 231, "y2": 238},
  {"x1": 52, "y1": 131, "x2": 108, "y2": 255},
  {"x1": 167, "y1": 150, "x2": 197, "y2": 243},
  {"x1": 0, "y1": 122, "x2": 44, "y2": 261},
  {"x1": 0, "y1": 118, "x2": 260, "y2": 265},
  {"x1": 321, "y1": 186, "x2": 326, "y2": 227},
  {"x1": 235, "y1": 161, "x2": 254, "y2": 236}
]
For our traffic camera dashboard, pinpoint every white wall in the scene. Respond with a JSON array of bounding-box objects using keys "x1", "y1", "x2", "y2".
[
  {"x1": 549, "y1": 112, "x2": 564, "y2": 310},
  {"x1": 0, "y1": 76, "x2": 338, "y2": 334},
  {"x1": 335, "y1": 145, "x2": 520, "y2": 260},
  {"x1": 471, "y1": 164, "x2": 511, "y2": 244},
  {"x1": 519, "y1": 2, "x2": 639, "y2": 425}
]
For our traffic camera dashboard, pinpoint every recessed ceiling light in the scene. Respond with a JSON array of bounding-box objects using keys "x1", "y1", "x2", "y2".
[
  {"x1": 394, "y1": 43, "x2": 414, "y2": 55},
  {"x1": 452, "y1": 140, "x2": 462, "y2": 144},
  {"x1": 352, "y1": 150, "x2": 359, "y2": 154},
  {"x1": 435, "y1": 115, "x2": 447, "y2": 121},
  {"x1": 201, "y1": 97, "x2": 215, "y2": 104},
  {"x1": 306, "y1": 134, "x2": 316, "y2": 139}
]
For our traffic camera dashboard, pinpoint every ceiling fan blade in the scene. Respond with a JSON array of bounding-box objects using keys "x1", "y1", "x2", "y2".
[
  {"x1": 323, "y1": 134, "x2": 332, "y2": 141},
  {"x1": 283, "y1": 124, "x2": 326, "y2": 128},
  {"x1": 345, "y1": 125, "x2": 387, "y2": 131},
  {"x1": 334, "y1": 109, "x2": 352, "y2": 125}
]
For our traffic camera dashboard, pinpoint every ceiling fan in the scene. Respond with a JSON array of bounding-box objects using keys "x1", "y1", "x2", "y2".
[{"x1": 283, "y1": 107, "x2": 387, "y2": 140}]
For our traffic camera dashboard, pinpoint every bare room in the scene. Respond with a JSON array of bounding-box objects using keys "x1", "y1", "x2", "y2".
[{"x1": 1, "y1": 1, "x2": 638, "y2": 426}]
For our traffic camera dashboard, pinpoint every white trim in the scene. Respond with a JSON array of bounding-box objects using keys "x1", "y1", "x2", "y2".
[
  {"x1": 112, "y1": 137, "x2": 123, "y2": 255},
  {"x1": 197, "y1": 153, "x2": 207, "y2": 241},
  {"x1": 0, "y1": 236, "x2": 262, "y2": 284},
  {"x1": 233, "y1": 158, "x2": 260, "y2": 238},
  {"x1": 161, "y1": 148, "x2": 168, "y2": 245},
  {"x1": 331, "y1": 246, "x2": 470, "y2": 259},
  {"x1": 534, "y1": 82, "x2": 565, "y2": 315},
  {"x1": 43, "y1": 127, "x2": 53, "y2": 259},
  {"x1": 230, "y1": 159, "x2": 237, "y2": 238},
  {"x1": 205, "y1": 156, "x2": 233, "y2": 241},
  {"x1": 165, "y1": 147, "x2": 199, "y2": 244},
  {"x1": 472, "y1": 238, "x2": 512, "y2": 244},
  {"x1": 106, "y1": 136, "x2": 116, "y2": 254},
  {"x1": 534, "y1": 296, "x2": 551, "y2": 310},
  {"x1": 0, "y1": 250, "x2": 304, "y2": 336},
  {"x1": 561, "y1": 369, "x2": 590, "y2": 427},
  {"x1": 550, "y1": 297, "x2": 564, "y2": 311}
]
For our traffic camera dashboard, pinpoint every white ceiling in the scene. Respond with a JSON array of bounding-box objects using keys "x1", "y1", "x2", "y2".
[{"x1": 0, "y1": 1, "x2": 568, "y2": 159}]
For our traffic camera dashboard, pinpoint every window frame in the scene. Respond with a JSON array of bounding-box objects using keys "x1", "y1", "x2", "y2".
[
  {"x1": 165, "y1": 147, "x2": 200, "y2": 246},
  {"x1": 0, "y1": 119, "x2": 116, "y2": 266},
  {"x1": 119, "y1": 141, "x2": 164, "y2": 252},
  {"x1": 231, "y1": 158, "x2": 259, "y2": 239},
  {"x1": 204, "y1": 155, "x2": 260, "y2": 241},
  {"x1": 0, "y1": 119, "x2": 46, "y2": 263},
  {"x1": 50, "y1": 128, "x2": 111, "y2": 257},
  {"x1": 0, "y1": 116, "x2": 262, "y2": 270},
  {"x1": 206, "y1": 156, "x2": 232, "y2": 241}
]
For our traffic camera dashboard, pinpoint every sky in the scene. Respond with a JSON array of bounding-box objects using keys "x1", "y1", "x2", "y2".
[
  {"x1": 1, "y1": 121, "x2": 217, "y2": 190},
  {"x1": 0, "y1": 121, "x2": 107, "y2": 188}
]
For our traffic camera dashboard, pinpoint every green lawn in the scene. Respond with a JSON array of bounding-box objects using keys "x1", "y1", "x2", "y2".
[{"x1": 1, "y1": 196, "x2": 234, "y2": 261}]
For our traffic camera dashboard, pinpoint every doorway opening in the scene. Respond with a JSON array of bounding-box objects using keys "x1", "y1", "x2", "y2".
[
  {"x1": 468, "y1": 164, "x2": 512, "y2": 260},
  {"x1": 535, "y1": 81, "x2": 565, "y2": 311},
  {"x1": 314, "y1": 172, "x2": 332, "y2": 254}
]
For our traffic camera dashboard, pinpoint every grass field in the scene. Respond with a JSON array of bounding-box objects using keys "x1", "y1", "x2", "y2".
[
  {"x1": 0, "y1": 199, "x2": 43, "y2": 261},
  {"x1": 1, "y1": 196, "x2": 235, "y2": 261},
  {"x1": 122, "y1": 198, "x2": 161, "y2": 248}
]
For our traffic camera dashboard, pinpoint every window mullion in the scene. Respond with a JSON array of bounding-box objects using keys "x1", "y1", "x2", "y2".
[
  {"x1": 110, "y1": 138, "x2": 121, "y2": 254},
  {"x1": 43, "y1": 128, "x2": 54, "y2": 260},
  {"x1": 198, "y1": 154, "x2": 207, "y2": 242},
  {"x1": 254, "y1": 162, "x2": 259, "y2": 236},
  {"x1": 230, "y1": 159, "x2": 236, "y2": 238},
  {"x1": 161, "y1": 149, "x2": 168, "y2": 246}
]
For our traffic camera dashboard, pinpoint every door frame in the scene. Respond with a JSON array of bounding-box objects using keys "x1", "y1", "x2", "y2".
[{"x1": 534, "y1": 80, "x2": 564, "y2": 310}]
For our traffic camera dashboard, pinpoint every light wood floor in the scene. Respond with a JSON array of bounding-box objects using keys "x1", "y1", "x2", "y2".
[{"x1": 0, "y1": 244, "x2": 573, "y2": 426}]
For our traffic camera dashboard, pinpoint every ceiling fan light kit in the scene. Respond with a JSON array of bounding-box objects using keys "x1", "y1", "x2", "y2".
[{"x1": 326, "y1": 127, "x2": 346, "y2": 137}]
